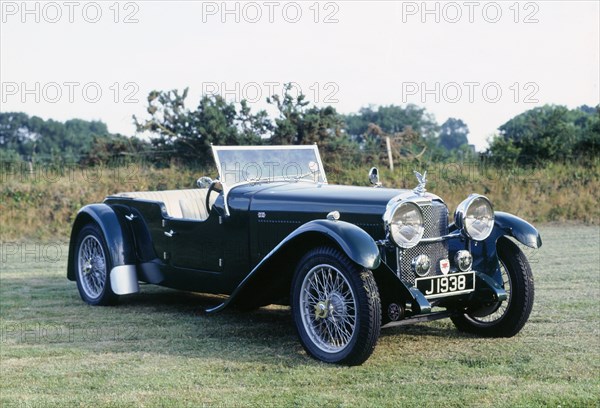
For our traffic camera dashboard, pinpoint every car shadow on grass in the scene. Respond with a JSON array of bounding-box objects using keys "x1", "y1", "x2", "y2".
[
  {"x1": 87, "y1": 286, "x2": 312, "y2": 365},
  {"x1": 380, "y1": 321, "x2": 467, "y2": 339},
  {"x1": 4, "y1": 276, "x2": 472, "y2": 366},
  {"x1": 110, "y1": 286, "x2": 473, "y2": 362}
]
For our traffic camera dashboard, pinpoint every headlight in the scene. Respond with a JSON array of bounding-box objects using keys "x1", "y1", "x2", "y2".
[
  {"x1": 454, "y1": 194, "x2": 494, "y2": 241},
  {"x1": 385, "y1": 201, "x2": 424, "y2": 248}
]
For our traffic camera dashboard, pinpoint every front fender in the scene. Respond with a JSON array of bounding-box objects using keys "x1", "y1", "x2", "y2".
[
  {"x1": 67, "y1": 204, "x2": 136, "y2": 282},
  {"x1": 493, "y1": 211, "x2": 542, "y2": 249},
  {"x1": 289, "y1": 219, "x2": 381, "y2": 270},
  {"x1": 206, "y1": 219, "x2": 380, "y2": 313},
  {"x1": 472, "y1": 211, "x2": 541, "y2": 282}
]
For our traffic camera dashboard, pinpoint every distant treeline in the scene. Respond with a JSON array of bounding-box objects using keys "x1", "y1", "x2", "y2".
[{"x1": 1, "y1": 84, "x2": 598, "y2": 167}]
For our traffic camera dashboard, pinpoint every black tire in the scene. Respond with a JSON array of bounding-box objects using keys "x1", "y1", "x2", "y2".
[
  {"x1": 73, "y1": 223, "x2": 117, "y2": 306},
  {"x1": 291, "y1": 247, "x2": 381, "y2": 365},
  {"x1": 451, "y1": 237, "x2": 534, "y2": 337}
]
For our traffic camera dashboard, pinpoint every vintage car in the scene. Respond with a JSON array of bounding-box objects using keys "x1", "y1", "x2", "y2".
[{"x1": 68, "y1": 145, "x2": 541, "y2": 365}]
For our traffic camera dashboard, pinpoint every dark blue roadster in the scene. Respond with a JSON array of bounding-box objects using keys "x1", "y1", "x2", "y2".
[{"x1": 68, "y1": 145, "x2": 541, "y2": 365}]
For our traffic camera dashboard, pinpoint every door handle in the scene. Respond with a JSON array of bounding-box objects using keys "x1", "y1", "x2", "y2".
[{"x1": 164, "y1": 230, "x2": 176, "y2": 237}]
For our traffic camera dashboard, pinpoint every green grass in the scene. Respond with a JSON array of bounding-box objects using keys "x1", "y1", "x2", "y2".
[{"x1": 1, "y1": 225, "x2": 599, "y2": 407}]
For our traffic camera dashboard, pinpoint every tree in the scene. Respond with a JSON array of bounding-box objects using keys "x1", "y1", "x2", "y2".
[
  {"x1": 81, "y1": 134, "x2": 151, "y2": 166},
  {"x1": 360, "y1": 124, "x2": 425, "y2": 165},
  {"x1": 134, "y1": 89, "x2": 271, "y2": 165},
  {"x1": 0, "y1": 112, "x2": 115, "y2": 163},
  {"x1": 487, "y1": 104, "x2": 599, "y2": 164},
  {"x1": 438, "y1": 118, "x2": 469, "y2": 151},
  {"x1": 267, "y1": 84, "x2": 344, "y2": 146},
  {"x1": 342, "y1": 104, "x2": 438, "y2": 141},
  {"x1": 0, "y1": 112, "x2": 33, "y2": 156}
]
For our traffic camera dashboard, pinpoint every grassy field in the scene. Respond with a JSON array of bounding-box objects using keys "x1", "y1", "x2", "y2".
[{"x1": 0, "y1": 225, "x2": 598, "y2": 407}]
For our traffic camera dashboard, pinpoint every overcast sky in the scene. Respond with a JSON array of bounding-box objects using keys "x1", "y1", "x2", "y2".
[{"x1": 1, "y1": 0, "x2": 598, "y2": 150}]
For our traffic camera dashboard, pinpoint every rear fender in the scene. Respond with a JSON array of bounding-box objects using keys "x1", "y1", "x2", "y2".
[
  {"x1": 67, "y1": 204, "x2": 139, "y2": 295},
  {"x1": 206, "y1": 219, "x2": 380, "y2": 313}
]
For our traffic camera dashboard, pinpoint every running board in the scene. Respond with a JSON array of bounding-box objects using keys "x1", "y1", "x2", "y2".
[{"x1": 381, "y1": 311, "x2": 454, "y2": 329}]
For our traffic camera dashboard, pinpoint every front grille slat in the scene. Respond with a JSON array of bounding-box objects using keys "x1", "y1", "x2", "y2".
[{"x1": 397, "y1": 201, "x2": 449, "y2": 284}]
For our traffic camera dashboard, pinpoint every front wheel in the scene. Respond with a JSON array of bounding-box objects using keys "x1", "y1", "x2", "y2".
[
  {"x1": 291, "y1": 247, "x2": 381, "y2": 365},
  {"x1": 451, "y1": 237, "x2": 534, "y2": 337}
]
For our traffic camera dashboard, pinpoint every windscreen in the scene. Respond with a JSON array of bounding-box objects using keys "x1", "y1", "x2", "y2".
[{"x1": 212, "y1": 145, "x2": 327, "y2": 186}]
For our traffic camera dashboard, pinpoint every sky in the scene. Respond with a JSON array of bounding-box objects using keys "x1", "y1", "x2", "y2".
[{"x1": 1, "y1": 0, "x2": 599, "y2": 150}]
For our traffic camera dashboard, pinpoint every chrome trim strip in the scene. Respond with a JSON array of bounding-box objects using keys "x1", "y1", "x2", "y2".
[
  {"x1": 109, "y1": 265, "x2": 139, "y2": 295},
  {"x1": 419, "y1": 232, "x2": 462, "y2": 243}
]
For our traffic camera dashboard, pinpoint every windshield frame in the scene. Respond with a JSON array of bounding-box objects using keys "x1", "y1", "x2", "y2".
[
  {"x1": 211, "y1": 144, "x2": 328, "y2": 186},
  {"x1": 210, "y1": 144, "x2": 328, "y2": 217}
]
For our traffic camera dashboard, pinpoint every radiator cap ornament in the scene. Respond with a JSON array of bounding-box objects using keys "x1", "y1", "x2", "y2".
[{"x1": 413, "y1": 170, "x2": 427, "y2": 196}]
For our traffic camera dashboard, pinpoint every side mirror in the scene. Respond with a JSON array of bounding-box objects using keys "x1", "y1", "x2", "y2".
[
  {"x1": 369, "y1": 167, "x2": 382, "y2": 187},
  {"x1": 197, "y1": 176, "x2": 213, "y2": 189}
]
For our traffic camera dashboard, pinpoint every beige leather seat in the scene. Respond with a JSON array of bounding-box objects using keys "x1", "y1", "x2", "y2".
[{"x1": 114, "y1": 189, "x2": 217, "y2": 221}]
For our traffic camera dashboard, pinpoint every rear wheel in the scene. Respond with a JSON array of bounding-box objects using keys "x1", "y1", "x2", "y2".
[
  {"x1": 291, "y1": 247, "x2": 381, "y2": 365},
  {"x1": 74, "y1": 223, "x2": 117, "y2": 306},
  {"x1": 451, "y1": 237, "x2": 534, "y2": 337}
]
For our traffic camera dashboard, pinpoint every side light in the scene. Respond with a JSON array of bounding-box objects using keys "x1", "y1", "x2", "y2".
[{"x1": 454, "y1": 250, "x2": 473, "y2": 271}]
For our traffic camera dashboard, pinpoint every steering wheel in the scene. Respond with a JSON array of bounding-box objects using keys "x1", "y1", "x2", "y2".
[{"x1": 206, "y1": 180, "x2": 223, "y2": 214}]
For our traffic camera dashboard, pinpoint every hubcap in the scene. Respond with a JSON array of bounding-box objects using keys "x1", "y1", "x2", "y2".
[
  {"x1": 300, "y1": 264, "x2": 357, "y2": 353},
  {"x1": 77, "y1": 235, "x2": 106, "y2": 299}
]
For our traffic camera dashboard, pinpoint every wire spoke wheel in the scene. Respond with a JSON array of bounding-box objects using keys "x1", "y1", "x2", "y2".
[
  {"x1": 78, "y1": 235, "x2": 107, "y2": 299},
  {"x1": 74, "y1": 223, "x2": 117, "y2": 306},
  {"x1": 292, "y1": 247, "x2": 381, "y2": 365},
  {"x1": 300, "y1": 264, "x2": 357, "y2": 353},
  {"x1": 469, "y1": 259, "x2": 512, "y2": 324},
  {"x1": 451, "y1": 237, "x2": 534, "y2": 337}
]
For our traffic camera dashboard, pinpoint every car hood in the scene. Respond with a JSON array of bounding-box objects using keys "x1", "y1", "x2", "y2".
[{"x1": 237, "y1": 182, "x2": 405, "y2": 217}]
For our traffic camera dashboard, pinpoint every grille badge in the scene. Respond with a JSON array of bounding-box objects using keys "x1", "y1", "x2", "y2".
[{"x1": 440, "y1": 259, "x2": 450, "y2": 275}]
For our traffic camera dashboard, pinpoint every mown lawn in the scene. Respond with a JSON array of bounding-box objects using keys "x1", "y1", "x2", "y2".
[{"x1": 1, "y1": 225, "x2": 598, "y2": 407}]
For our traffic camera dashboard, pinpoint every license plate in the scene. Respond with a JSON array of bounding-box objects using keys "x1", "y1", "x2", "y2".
[{"x1": 415, "y1": 271, "x2": 475, "y2": 299}]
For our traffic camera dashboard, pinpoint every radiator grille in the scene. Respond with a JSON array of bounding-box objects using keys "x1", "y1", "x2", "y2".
[
  {"x1": 422, "y1": 201, "x2": 449, "y2": 238},
  {"x1": 397, "y1": 201, "x2": 449, "y2": 284}
]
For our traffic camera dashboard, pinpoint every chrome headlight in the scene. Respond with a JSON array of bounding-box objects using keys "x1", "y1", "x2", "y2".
[
  {"x1": 454, "y1": 194, "x2": 494, "y2": 241},
  {"x1": 384, "y1": 201, "x2": 424, "y2": 248}
]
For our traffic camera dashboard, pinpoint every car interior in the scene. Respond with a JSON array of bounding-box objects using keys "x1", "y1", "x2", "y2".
[{"x1": 113, "y1": 189, "x2": 217, "y2": 221}]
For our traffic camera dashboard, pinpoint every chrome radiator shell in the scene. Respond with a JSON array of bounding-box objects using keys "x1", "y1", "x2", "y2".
[{"x1": 397, "y1": 201, "x2": 449, "y2": 284}]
